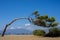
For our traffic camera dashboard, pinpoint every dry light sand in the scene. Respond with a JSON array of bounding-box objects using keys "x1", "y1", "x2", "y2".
[{"x1": 0, "y1": 35, "x2": 60, "y2": 40}]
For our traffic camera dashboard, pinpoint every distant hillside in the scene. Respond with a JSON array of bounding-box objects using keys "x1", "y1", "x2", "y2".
[
  {"x1": 5, "y1": 29, "x2": 32, "y2": 35},
  {"x1": 0, "y1": 26, "x2": 60, "y2": 35}
]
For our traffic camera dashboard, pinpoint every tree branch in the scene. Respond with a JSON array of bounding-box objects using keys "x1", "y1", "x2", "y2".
[{"x1": 1, "y1": 17, "x2": 32, "y2": 37}]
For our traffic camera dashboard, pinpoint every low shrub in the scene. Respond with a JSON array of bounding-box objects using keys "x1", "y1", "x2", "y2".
[
  {"x1": 33, "y1": 30, "x2": 45, "y2": 36},
  {"x1": 45, "y1": 28, "x2": 60, "y2": 37}
]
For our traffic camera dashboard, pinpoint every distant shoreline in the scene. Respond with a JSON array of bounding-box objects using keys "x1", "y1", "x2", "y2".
[{"x1": 4, "y1": 35, "x2": 34, "y2": 36}]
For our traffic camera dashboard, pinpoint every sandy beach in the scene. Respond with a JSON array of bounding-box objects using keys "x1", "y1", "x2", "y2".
[{"x1": 0, "y1": 35, "x2": 60, "y2": 40}]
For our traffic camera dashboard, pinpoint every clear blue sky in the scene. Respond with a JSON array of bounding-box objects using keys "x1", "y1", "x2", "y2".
[{"x1": 0, "y1": 0, "x2": 60, "y2": 30}]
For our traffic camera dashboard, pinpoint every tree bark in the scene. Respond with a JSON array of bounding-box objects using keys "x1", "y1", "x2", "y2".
[{"x1": 1, "y1": 25, "x2": 8, "y2": 37}]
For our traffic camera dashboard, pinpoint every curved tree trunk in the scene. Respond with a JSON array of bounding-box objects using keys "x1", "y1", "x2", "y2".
[
  {"x1": 1, "y1": 18, "x2": 32, "y2": 37},
  {"x1": 1, "y1": 25, "x2": 9, "y2": 37}
]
